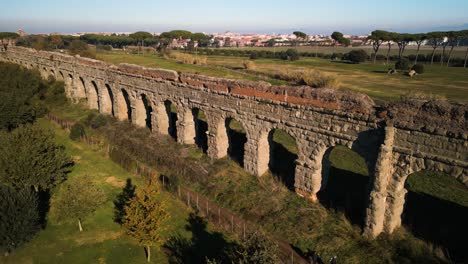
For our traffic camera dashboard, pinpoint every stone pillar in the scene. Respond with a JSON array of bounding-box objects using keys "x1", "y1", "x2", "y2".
[
  {"x1": 206, "y1": 115, "x2": 228, "y2": 159},
  {"x1": 134, "y1": 96, "x2": 146, "y2": 128},
  {"x1": 294, "y1": 161, "x2": 320, "y2": 202},
  {"x1": 363, "y1": 126, "x2": 396, "y2": 238},
  {"x1": 176, "y1": 108, "x2": 195, "y2": 145},
  {"x1": 154, "y1": 102, "x2": 169, "y2": 135},
  {"x1": 244, "y1": 130, "x2": 269, "y2": 176}
]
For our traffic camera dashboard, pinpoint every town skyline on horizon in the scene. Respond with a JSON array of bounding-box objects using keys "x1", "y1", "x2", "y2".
[{"x1": 1, "y1": 0, "x2": 468, "y2": 35}]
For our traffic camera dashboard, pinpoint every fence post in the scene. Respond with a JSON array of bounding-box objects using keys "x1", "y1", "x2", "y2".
[
  {"x1": 291, "y1": 251, "x2": 294, "y2": 264},
  {"x1": 231, "y1": 215, "x2": 234, "y2": 232},
  {"x1": 206, "y1": 201, "x2": 209, "y2": 216},
  {"x1": 187, "y1": 192, "x2": 190, "y2": 207},
  {"x1": 218, "y1": 208, "x2": 221, "y2": 224},
  {"x1": 196, "y1": 195, "x2": 199, "y2": 209}
]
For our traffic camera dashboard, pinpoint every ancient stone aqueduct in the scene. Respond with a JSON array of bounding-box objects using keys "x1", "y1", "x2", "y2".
[{"x1": 1, "y1": 46, "x2": 466, "y2": 238}]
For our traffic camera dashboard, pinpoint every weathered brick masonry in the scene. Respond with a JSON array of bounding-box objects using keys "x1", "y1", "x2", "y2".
[{"x1": 2, "y1": 46, "x2": 466, "y2": 238}]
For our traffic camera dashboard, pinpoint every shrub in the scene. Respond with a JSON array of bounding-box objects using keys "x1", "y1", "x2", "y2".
[
  {"x1": 346, "y1": 49, "x2": 368, "y2": 64},
  {"x1": 249, "y1": 51, "x2": 258, "y2": 60},
  {"x1": 395, "y1": 58, "x2": 410, "y2": 70},
  {"x1": 242, "y1": 60, "x2": 256, "y2": 70},
  {"x1": 70, "y1": 123, "x2": 86, "y2": 141},
  {"x1": 280, "y1": 49, "x2": 299, "y2": 61},
  {"x1": 412, "y1": 64, "x2": 425, "y2": 74},
  {"x1": 331, "y1": 53, "x2": 343, "y2": 60},
  {"x1": 91, "y1": 114, "x2": 108, "y2": 129},
  {"x1": 375, "y1": 54, "x2": 386, "y2": 61}
]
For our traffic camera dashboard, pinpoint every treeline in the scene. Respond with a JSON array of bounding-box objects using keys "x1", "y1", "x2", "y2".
[
  {"x1": 0, "y1": 62, "x2": 73, "y2": 254},
  {"x1": 367, "y1": 29, "x2": 468, "y2": 66}
]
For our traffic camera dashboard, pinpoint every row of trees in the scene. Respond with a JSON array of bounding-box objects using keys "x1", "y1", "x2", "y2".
[
  {"x1": 0, "y1": 62, "x2": 73, "y2": 254},
  {"x1": 368, "y1": 29, "x2": 468, "y2": 66}
]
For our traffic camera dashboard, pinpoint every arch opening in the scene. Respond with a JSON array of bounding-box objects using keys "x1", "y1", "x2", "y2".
[
  {"x1": 317, "y1": 145, "x2": 370, "y2": 226},
  {"x1": 225, "y1": 118, "x2": 247, "y2": 166},
  {"x1": 165, "y1": 100, "x2": 178, "y2": 140},
  {"x1": 89, "y1": 80, "x2": 100, "y2": 110},
  {"x1": 135, "y1": 94, "x2": 152, "y2": 129},
  {"x1": 105, "y1": 83, "x2": 115, "y2": 116},
  {"x1": 116, "y1": 88, "x2": 132, "y2": 121},
  {"x1": 58, "y1": 71, "x2": 64, "y2": 81},
  {"x1": 192, "y1": 108, "x2": 208, "y2": 153},
  {"x1": 402, "y1": 171, "x2": 468, "y2": 262},
  {"x1": 76, "y1": 76, "x2": 87, "y2": 103},
  {"x1": 267, "y1": 129, "x2": 298, "y2": 190}
]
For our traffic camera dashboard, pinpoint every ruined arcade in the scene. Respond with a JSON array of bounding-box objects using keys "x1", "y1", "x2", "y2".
[{"x1": 1, "y1": 46, "x2": 466, "y2": 239}]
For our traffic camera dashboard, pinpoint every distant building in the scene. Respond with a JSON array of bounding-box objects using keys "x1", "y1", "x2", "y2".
[{"x1": 16, "y1": 29, "x2": 27, "y2": 37}]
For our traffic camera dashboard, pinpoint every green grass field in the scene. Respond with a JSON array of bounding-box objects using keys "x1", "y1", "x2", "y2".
[
  {"x1": 97, "y1": 50, "x2": 468, "y2": 102},
  {"x1": 0, "y1": 118, "x2": 230, "y2": 264},
  {"x1": 222, "y1": 45, "x2": 468, "y2": 58}
]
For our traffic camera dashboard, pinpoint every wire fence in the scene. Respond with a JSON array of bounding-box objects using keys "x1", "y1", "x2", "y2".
[{"x1": 46, "y1": 112, "x2": 310, "y2": 264}]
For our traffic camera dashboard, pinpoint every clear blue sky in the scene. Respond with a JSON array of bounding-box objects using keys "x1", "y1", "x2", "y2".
[{"x1": 1, "y1": 0, "x2": 467, "y2": 34}]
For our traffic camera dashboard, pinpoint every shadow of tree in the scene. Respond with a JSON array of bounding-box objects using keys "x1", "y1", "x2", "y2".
[
  {"x1": 113, "y1": 178, "x2": 136, "y2": 224},
  {"x1": 164, "y1": 213, "x2": 237, "y2": 263}
]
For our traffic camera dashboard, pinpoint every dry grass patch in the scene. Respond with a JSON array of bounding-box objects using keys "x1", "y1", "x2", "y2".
[{"x1": 105, "y1": 176, "x2": 126, "y2": 188}]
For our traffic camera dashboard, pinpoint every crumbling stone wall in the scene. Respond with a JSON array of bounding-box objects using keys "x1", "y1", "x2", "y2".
[{"x1": 1, "y1": 46, "x2": 466, "y2": 239}]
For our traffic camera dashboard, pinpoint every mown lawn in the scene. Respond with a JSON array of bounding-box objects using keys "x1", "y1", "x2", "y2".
[{"x1": 0, "y1": 118, "x2": 226, "y2": 264}]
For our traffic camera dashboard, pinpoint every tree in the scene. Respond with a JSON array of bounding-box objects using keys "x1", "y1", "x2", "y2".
[
  {"x1": 331, "y1": 31, "x2": 346, "y2": 52},
  {"x1": 0, "y1": 32, "x2": 20, "y2": 39},
  {"x1": 413, "y1": 33, "x2": 427, "y2": 64},
  {"x1": 51, "y1": 176, "x2": 106, "y2": 232},
  {"x1": 293, "y1": 31, "x2": 307, "y2": 49},
  {"x1": 235, "y1": 231, "x2": 279, "y2": 263},
  {"x1": 0, "y1": 62, "x2": 45, "y2": 131},
  {"x1": 368, "y1": 30, "x2": 388, "y2": 63},
  {"x1": 463, "y1": 30, "x2": 468, "y2": 68},
  {"x1": 382, "y1": 32, "x2": 396, "y2": 65},
  {"x1": 427, "y1": 32, "x2": 444, "y2": 64},
  {"x1": 69, "y1": 39, "x2": 96, "y2": 59},
  {"x1": 446, "y1": 31, "x2": 460, "y2": 67},
  {"x1": 0, "y1": 125, "x2": 73, "y2": 191},
  {"x1": 0, "y1": 185, "x2": 41, "y2": 254},
  {"x1": 122, "y1": 180, "x2": 169, "y2": 262},
  {"x1": 50, "y1": 35, "x2": 63, "y2": 50},
  {"x1": 394, "y1": 33, "x2": 414, "y2": 58}
]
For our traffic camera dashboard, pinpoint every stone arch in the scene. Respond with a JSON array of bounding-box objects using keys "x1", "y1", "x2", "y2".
[
  {"x1": 135, "y1": 93, "x2": 152, "y2": 129},
  {"x1": 50, "y1": 69, "x2": 55, "y2": 79},
  {"x1": 116, "y1": 88, "x2": 132, "y2": 121},
  {"x1": 88, "y1": 80, "x2": 100, "y2": 110},
  {"x1": 42, "y1": 67, "x2": 48, "y2": 79},
  {"x1": 164, "y1": 100, "x2": 178, "y2": 140},
  {"x1": 316, "y1": 144, "x2": 370, "y2": 226},
  {"x1": 227, "y1": 118, "x2": 247, "y2": 166},
  {"x1": 66, "y1": 73, "x2": 74, "y2": 98},
  {"x1": 400, "y1": 170, "x2": 467, "y2": 261},
  {"x1": 72, "y1": 75, "x2": 87, "y2": 102},
  {"x1": 58, "y1": 71, "x2": 64, "y2": 81},
  {"x1": 192, "y1": 108, "x2": 208, "y2": 153},
  {"x1": 257, "y1": 129, "x2": 298, "y2": 190},
  {"x1": 384, "y1": 155, "x2": 464, "y2": 233}
]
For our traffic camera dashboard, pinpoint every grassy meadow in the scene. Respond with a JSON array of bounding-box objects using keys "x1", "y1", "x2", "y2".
[
  {"x1": 0, "y1": 117, "x2": 230, "y2": 264},
  {"x1": 97, "y1": 50, "x2": 468, "y2": 102}
]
